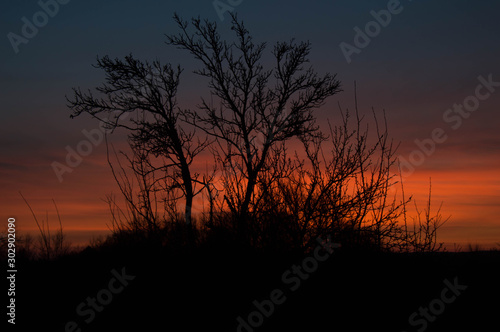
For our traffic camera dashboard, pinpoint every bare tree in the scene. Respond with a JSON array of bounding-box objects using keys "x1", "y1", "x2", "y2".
[
  {"x1": 166, "y1": 14, "x2": 341, "y2": 238},
  {"x1": 249, "y1": 97, "x2": 406, "y2": 250},
  {"x1": 67, "y1": 55, "x2": 208, "y2": 225},
  {"x1": 245, "y1": 88, "x2": 449, "y2": 253},
  {"x1": 66, "y1": 15, "x2": 447, "y2": 253}
]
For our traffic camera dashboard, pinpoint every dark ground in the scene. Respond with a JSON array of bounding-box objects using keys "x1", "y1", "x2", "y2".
[{"x1": 5, "y1": 239, "x2": 500, "y2": 331}]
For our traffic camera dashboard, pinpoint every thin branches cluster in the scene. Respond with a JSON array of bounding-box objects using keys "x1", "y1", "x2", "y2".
[{"x1": 66, "y1": 14, "x2": 447, "y2": 253}]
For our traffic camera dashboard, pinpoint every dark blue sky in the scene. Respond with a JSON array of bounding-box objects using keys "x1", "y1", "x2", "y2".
[
  {"x1": 1, "y1": 0, "x2": 499, "y2": 247},
  {"x1": 1, "y1": 0, "x2": 499, "y2": 139}
]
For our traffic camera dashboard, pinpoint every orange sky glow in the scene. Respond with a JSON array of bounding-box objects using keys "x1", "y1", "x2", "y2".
[
  {"x1": 3, "y1": 138, "x2": 499, "y2": 251},
  {"x1": 1, "y1": 1, "x2": 499, "y2": 252}
]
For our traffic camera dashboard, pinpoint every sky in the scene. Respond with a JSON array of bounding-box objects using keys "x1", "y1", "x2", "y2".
[{"x1": 1, "y1": 0, "x2": 499, "y2": 249}]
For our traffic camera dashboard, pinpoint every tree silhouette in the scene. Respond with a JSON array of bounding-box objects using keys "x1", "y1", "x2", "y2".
[
  {"x1": 67, "y1": 56, "x2": 208, "y2": 226},
  {"x1": 165, "y1": 14, "x2": 341, "y2": 239},
  {"x1": 67, "y1": 14, "x2": 447, "y2": 252}
]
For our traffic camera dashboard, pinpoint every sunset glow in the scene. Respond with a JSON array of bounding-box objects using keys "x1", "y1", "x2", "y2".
[
  {"x1": 1, "y1": 1, "x2": 499, "y2": 251},
  {"x1": 2, "y1": 2, "x2": 500, "y2": 330}
]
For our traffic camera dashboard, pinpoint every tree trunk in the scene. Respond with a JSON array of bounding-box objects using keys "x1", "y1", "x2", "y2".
[{"x1": 180, "y1": 162, "x2": 193, "y2": 225}]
